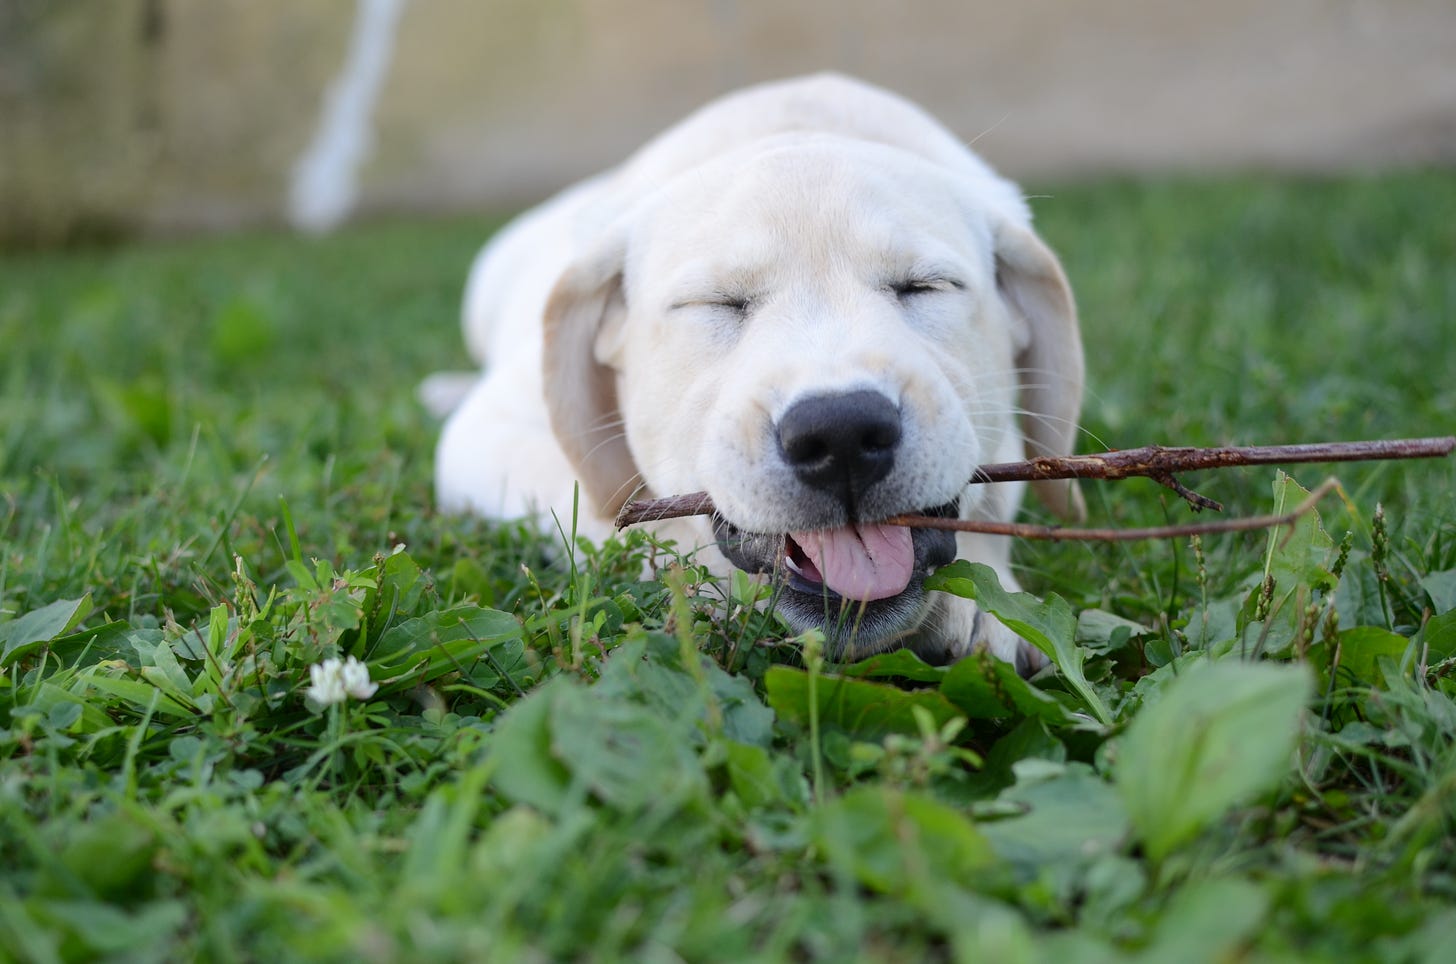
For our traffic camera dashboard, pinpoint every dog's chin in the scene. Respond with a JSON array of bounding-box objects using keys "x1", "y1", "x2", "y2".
[{"x1": 712, "y1": 502, "x2": 959, "y2": 660}]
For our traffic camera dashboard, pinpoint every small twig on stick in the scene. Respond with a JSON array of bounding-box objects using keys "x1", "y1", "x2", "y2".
[
  {"x1": 614, "y1": 436, "x2": 1454, "y2": 539},
  {"x1": 965, "y1": 437, "x2": 1454, "y2": 512}
]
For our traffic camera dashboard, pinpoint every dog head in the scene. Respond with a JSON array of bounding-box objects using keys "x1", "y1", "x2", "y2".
[{"x1": 542, "y1": 135, "x2": 1083, "y2": 656}]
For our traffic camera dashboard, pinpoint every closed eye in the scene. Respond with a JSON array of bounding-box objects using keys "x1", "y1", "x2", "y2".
[
  {"x1": 888, "y1": 277, "x2": 964, "y2": 299},
  {"x1": 670, "y1": 295, "x2": 752, "y2": 315},
  {"x1": 709, "y1": 296, "x2": 750, "y2": 313}
]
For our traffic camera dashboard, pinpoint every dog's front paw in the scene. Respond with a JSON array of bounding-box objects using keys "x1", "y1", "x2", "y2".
[{"x1": 912, "y1": 594, "x2": 1048, "y2": 677}]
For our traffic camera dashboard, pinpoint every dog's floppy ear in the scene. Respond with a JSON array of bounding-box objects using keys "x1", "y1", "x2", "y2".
[
  {"x1": 541, "y1": 234, "x2": 642, "y2": 518},
  {"x1": 995, "y1": 222, "x2": 1087, "y2": 521}
]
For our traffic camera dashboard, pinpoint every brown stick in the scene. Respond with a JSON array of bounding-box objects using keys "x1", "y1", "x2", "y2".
[
  {"x1": 882, "y1": 478, "x2": 1341, "y2": 542},
  {"x1": 614, "y1": 436, "x2": 1454, "y2": 533},
  {"x1": 967, "y1": 438, "x2": 1455, "y2": 485}
]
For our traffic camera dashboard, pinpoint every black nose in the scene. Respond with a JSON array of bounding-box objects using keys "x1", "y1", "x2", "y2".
[{"x1": 777, "y1": 390, "x2": 902, "y2": 504}]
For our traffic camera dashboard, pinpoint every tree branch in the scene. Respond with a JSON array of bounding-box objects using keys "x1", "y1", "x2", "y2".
[{"x1": 614, "y1": 436, "x2": 1454, "y2": 537}]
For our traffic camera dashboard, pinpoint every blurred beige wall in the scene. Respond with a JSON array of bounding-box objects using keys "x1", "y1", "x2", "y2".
[{"x1": 3, "y1": 0, "x2": 1454, "y2": 243}]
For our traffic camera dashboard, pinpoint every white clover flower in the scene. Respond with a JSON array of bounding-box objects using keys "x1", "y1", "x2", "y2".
[
  {"x1": 338, "y1": 656, "x2": 378, "y2": 699},
  {"x1": 306, "y1": 660, "x2": 346, "y2": 706},
  {"x1": 306, "y1": 656, "x2": 378, "y2": 705}
]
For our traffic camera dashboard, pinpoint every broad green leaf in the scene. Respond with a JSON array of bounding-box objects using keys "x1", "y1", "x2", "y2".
[
  {"x1": 812, "y1": 785, "x2": 1000, "y2": 895},
  {"x1": 489, "y1": 674, "x2": 707, "y2": 815},
  {"x1": 1262, "y1": 472, "x2": 1335, "y2": 596},
  {"x1": 132, "y1": 635, "x2": 199, "y2": 700},
  {"x1": 927, "y1": 562, "x2": 1113, "y2": 726},
  {"x1": 37, "y1": 622, "x2": 156, "y2": 670},
  {"x1": 765, "y1": 665, "x2": 962, "y2": 739},
  {"x1": 829, "y1": 648, "x2": 949, "y2": 682},
  {"x1": 1421, "y1": 569, "x2": 1456, "y2": 615},
  {"x1": 468, "y1": 807, "x2": 556, "y2": 882},
  {"x1": 400, "y1": 764, "x2": 489, "y2": 890},
  {"x1": 1335, "y1": 561, "x2": 1387, "y2": 629},
  {"x1": 723, "y1": 740, "x2": 779, "y2": 809},
  {"x1": 448, "y1": 556, "x2": 495, "y2": 604},
  {"x1": 371, "y1": 604, "x2": 522, "y2": 690},
  {"x1": 1121, "y1": 651, "x2": 1208, "y2": 720},
  {"x1": 709, "y1": 665, "x2": 777, "y2": 748},
  {"x1": 1137, "y1": 877, "x2": 1268, "y2": 964},
  {"x1": 376, "y1": 549, "x2": 427, "y2": 619},
  {"x1": 1311, "y1": 626, "x2": 1413, "y2": 688},
  {"x1": 486, "y1": 678, "x2": 575, "y2": 816},
  {"x1": 1074, "y1": 855, "x2": 1148, "y2": 935},
  {"x1": 941, "y1": 649, "x2": 1075, "y2": 722},
  {"x1": 591, "y1": 636, "x2": 697, "y2": 708},
  {"x1": 82, "y1": 674, "x2": 195, "y2": 720},
  {"x1": 930, "y1": 887, "x2": 1038, "y2": 963},
  {"x1": 1182, "y1": 596, "x2": 1241, "y2": 651},
  {"x1": 550, "y1": 686, "x2": 706, "y2": 811},
  {"x1": 1397, "y1": 908, "x2": 1456, "y2": 964},
  {"x1": 1076, "y1": 608, "x2": 1151, "y2": 653},
  {"x1": 1240, "y1": 473, "x2": 1335, "y2": 657},
  {"x1": 969, "y1": 716, "x2": 1069, "y2": 797},
  {"x1": 49, "y1": 809, "x2": 160, "y2": 902},
  {"x1": 1115, "y1": 660, "x2": 1311, "y2": 862},
  {"x1": 18, "y1": 681, "x2": 114, "y2": 735},
  {"x1": 0, "y1": 595, "x2": 93, "y2": 666},
  {"x1": 1039, "y1": 932, "x2": 1123, "y2": 964},
  {"x1": 47, "y1": 700, "x2": 83, "y2": 731},
  {"x1": 594, "y1": 632, "x2": 774, "y2": 747},
  {"x1": 978, "y1": 763, "x2": 1129, "y2": 873},
  {"x1": 723, "y1": 740, "x2": 807, "y2": 810},
  {"x1": 1422, "y1": 609, "x2": 1456, "y2": 661},
  {"x1": 33, "y1": 899, "x2": 188, "y2": 956}
]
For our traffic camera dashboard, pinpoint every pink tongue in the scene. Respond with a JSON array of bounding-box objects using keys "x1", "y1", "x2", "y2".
[{"x1": 791, "y1": 524, "x2": 915, "y2": 602}]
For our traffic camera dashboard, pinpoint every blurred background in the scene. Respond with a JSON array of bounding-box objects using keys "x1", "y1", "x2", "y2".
[{"x1": 3, "y1": 0, "x2": 1454, "y2": 247}]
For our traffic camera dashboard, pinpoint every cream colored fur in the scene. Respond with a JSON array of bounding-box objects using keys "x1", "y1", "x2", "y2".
[{"x1": 433, "y1": 73, "x2": 1084, "y2": 669}]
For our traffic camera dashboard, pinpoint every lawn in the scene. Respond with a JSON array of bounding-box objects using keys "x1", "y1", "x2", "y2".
[{"x1": 2, "y1": 173, "x2": 1454, "y2": 961}]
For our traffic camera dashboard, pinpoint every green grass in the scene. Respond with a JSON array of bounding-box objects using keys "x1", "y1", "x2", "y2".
[{"x1": 2, "y1": 173, "x2": 1454, "y2": 962}]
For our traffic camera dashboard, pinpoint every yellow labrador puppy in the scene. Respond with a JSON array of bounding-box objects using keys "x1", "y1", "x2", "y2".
[{"x1": 432, "y1": 73, "x2": 1084, "y2": 673}]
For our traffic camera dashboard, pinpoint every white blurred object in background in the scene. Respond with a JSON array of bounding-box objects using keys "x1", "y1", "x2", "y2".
[{"x1": 288, "y1": 0, "x2": 409, "y2": 233}]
